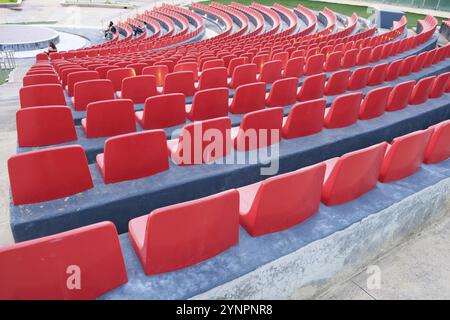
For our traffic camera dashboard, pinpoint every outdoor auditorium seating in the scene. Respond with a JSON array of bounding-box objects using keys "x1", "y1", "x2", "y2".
[
  {"x1": 385, "y1": 59, "x2": 402, "y2": 81},
  {"x1": 229, "y1": 82, "x2": 266, "y2": 114},
  {"x1": 67, "y1": 71, "x2": 100, "y2": 97},
  {"x1": 304, "y1": 53, "x2": 325, "y2": 75},
  {"x1": 297, "y1": 73, "x2": 326, "y2": 101},
  {"x1": 142, "y1": 65, "x2": 168, "y2": 87},
  {"x1": 0, "y1": 221, "x2": 127, "y2": 299},
  {"x1": 163, "y1": 71, "x2": 196, "y2": 96},
  {"x1": 72, "y1": 79, "x2": 115, "y2": 111},
  {"x1": 229, "y1": 63, "x2": 257, "y2": 89},
  {"x1": 321, "y1": 142, "x2": 388, "y2": 206},
  {"x1": 283, "y1": 57, "x2": 304, "y2": 78},
  {"x1": 423, "y1": 120, "x2": 450, "y2": 164},
  {"x1": 232, "y1": 108, "x2": 284, "y2": 151},
  {"x1": 95, "y1": 66, "x2": 119, "y2": 79},
  {"x1": 106, "y1": 68, "x2": 136, "y2": 92},
  {"x1": 117, "y1": 75, "x2": 158, "y2": 104},
  {"x1": 281, "y1": 99, "x2": 326, "y2": 139},
  {"x1": 324, "y1": 70, "x2": 350, "y2": 96},
  {"x1": 324, "y1": 51, "x2": 342, "y2": 72},
  {"x1": 238, "y1": 162, "x2": 326, "y2": 237},
  {"x1": 136, "y1": 93, "x2": 186, "y2": 129},
  {"x1": 429, "y1": 71, "x2": 450, "y2": 98},
  {"x1": 167, "y1": 117, "x2": 232, "y2": 165},
  {"x1": 187, "y1": 87, "x2": 229, "y2": 121},
  {"x1": 19, "y1": 84, "x2": 66, "y2": 109},
  {"x1": 324, "y1": 92, "x2": 363, "y2": 129},
  {"x1": 228, "y1": 57, "x2": 248, "y2": 77},
  {"x1": 126, "y1": 63, "x2": 148, "y2": 76},
  {"x1": 359, "y1": 86, "x2": 391, "y2": 120},
  {"x1": 201, "y1": 59, "x2": 225, "y2": 71},
  {"x1": 16, "y1": 106, "x2": 77, "y2": 147},
  {"x1": 128, "y1": 189, "x2": 239, "y2": 275},
  {"x1": 265, "y1": 77, "x2": 298, "y2": 107},
  {"x1": 386, "y1": 80, "x2": 415, "y2": 112},
  {"x1": 347, "y1": 66, "x2": 370, "y2": 91},
  {"x1": 197, "y1": 67, "x2": 228, "y2": 90},
  {"x1": 81, "y1": 99, "x2": 136, "y2": 138},
  {"x1": 8, "y1": 145, "x2": 93, "y2": 205},
  {"x1": 409, "y1": 76, "x2": 434, "y2": 105},
  {"x1": 252, "y1": 54, "x2": 269, "y2": 73},
  {"x1": 174, "y1": 62, "x2": 199, "y2": 81},
  {"x1": 399, "y1": 55, "x2": 416, "y2": 76},
  {"x1": 97, "y1": 130, "x2": 169, "y2": 184},
  {"x1": 341, "y1": 48, "x2": 358, "y2": 68},
  {"x1": 258, "y1": 60, "x2": 283, "y2": 84},
  {"x1": 379, "y1": 128, "x2": 434, "y2": 182},
  {"x1": 22, "y1": 74, "x2": 59, "y2": 87},
  {"x1": 61, "y1": 67, "x2": 86, "y2": 87},
  {"x1": 367, "y1": 63, "x2": 388, "y2": 86}
]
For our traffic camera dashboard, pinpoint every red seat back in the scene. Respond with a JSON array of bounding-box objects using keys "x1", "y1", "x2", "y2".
[
  {"x1": 16, "y1": 106, "x2": 77, "y2": 147},
  {"x1": 266, "y1": 77, "x2": 298, "y2": 107},
  {"x1": 429, "y1": 71, "x2": 450, "y2": 99},
  {"x1": 229, "y1": 82, "x2": 266, "y2": 114},
  {"x1": 359, "y1": 86, "x2": 391, "y2": 120},
  {"x1": 304, "y1": 53, "x2": 324, "y2": 75},
  {"x1": 0, "y1": 221, "x2": 127, "y2": 299},
  {"x1": 229, "y1": 63, "x2": 257, "y2": 89},
  {"x1": 385, "y1": 59, "x2": 402, "y2": 82},
  {"x1": 23, "y1": 74, "x2": 59, "y2": 87},
  {"x1": 283, "y1": 56, "x2": 304, "y2": 78},
  {"x1": 324, "y1": 70, "x2": 350, "y2": 96},
  {"x1": 189, "y1": 87, "x2": 229, "y2": 121},
  {"x1": 386, "y1": 80, "x2": 415, "y2": 112},
  {"x1": 424, "y1": 120, "x2": 450, "y2": 164},
  {"x1": 324, "y1": 51, "x2": 342, "y2": 72},
  {"x1": 163, "y1": 71, "x2": 196, "y2": 96},
  {"x1": 19, "y1": 84, "x2": 66, "y2": 109},
  {"x1": 347, "y1": 66, "x2": 371, "y2": 91},
  {"x1": 140, "y1": 93, "x2": 186, "y2": 129},
  {"x1": 297, "y1": 73, "x2": 326, "y2": 101},
  {"x1": 95, "y1": 65, "x2": 120, "y2": 79},
  {"x1": 73, "y1": 79, "x2": 115, "y2": 111},
  {"x1": 67, "y1": 71, "x2": 100, "y2": 97},
  {"x1": 282, "y1": 99, "x2": 326, "y2": 139},
  {"x1": 197, "y1": 67, "x2": 227, "y2": 90},
  {"x1": 142, "y1": 65, "x2": 168, "y2": 86},
  {"x1": 121, "y1": 75, "x2": 158, "y2": 104},
  {"x1": 324, "y1": 92, "x2": 363, "y2": 129},
  {"x1": 409, "y1": 76, "x2": 434, "y2": 105},
  {"x1": 8, "y1": 145, "x2": 93, "y2": 205},
  {"x1": 174, "y1": 62, "x2": 199, "y2": 81},
  {"x1": 259, "y1": 60, "x2": 283, "y2": 84},
  {"x1": 367, "y1": 63, "x2": 388, "y2": 86},
  {"x1": 106, "y1": 68, "x2": 136, "y2": 91}
]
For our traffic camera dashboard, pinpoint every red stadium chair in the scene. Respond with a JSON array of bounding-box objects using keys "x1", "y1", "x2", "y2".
[
  {"x1": 411, "y1": 51, "x2": 427, "y2": 72},
  {"x1": 67, "y1": 71, "x2": 100, "y2": 97},
  {"x1": 399, "y1": 55, "x2": 416, "y2": 77},
  {"x1": 8, "y1": 145, "x2": 93, "y2": 205},
  {"x1": 95, "y1": 65, "x2": 120, "y2": 79},
  {"x1": 252, "y1": 54, "x2": 270, "y2": 73},
  {"x1": 304, "y1": 54, "x2": 324, "y2": 75},
  {"x1": 142, "y1": 65, "x2": 168, "y2": 87},
  {"x1": 118, "y1": 75, "x2": 158, "y2": 104},
  {"x1": 324, "y1": 51, "x2": 342, "y2": 72},
  {"x1": 367, "y1": 63, "x2": 388, "y2": 86},
  {"x1": 238, "y1": 162, "x2": 326, "y2": 237},
  {"x1": 347, "y1": 66, "x2": 371, "y2": 91},
  {"x1": 429, "y1": 71, "x2": 450, "y2": 99},
  {"x1": 359, "y1": 86, "x2": 391, "y2": 120},
  {"x1": 61, "y1": 67, "x2": 86, "y2": 87},
  {"x1": 0, "y1": 221, "x2": 127, "y2": 299},
  {"x1": 106, "y1": 68, "x2": 136, "y2": 92},
  {"x1": 409, "y1": 76, "x2": 434, "y2": 105},
  {"x1": 424, "y1": 120, "x2": 450, "y2": 164},
  {"x1": 232, "y1": 108, "x2": 284, "y2": 151},
  {"x1": 97, "y1": 130, "x2": 169, "y2": 184},
  {"x1": 19, "y1": 84, "x2": 66, "y2": 109},
  {"x1": 356, "y1": 47, "x2": 372, "y2": 66},
  {"x1": 324, "y1": 92, "x2": 363, "y2": 129},
  {"x1": 16, "y1": 106, "x2": 77, "y2": 147},
  {"x1": 229, "y1": 82, "x2": 266, "y2": 114},
  {"x1": 197, "y1": 67, "x2": 228, "y2": 90},
  {"x1": 126, "y1": 63, "x2": 148, "y2": 75},
  {"x1": 341, "y1": 48, "x2": 358, "y2": 69},
  {"x1": 229, "y1": 63, "x2": 257, "y2": 89},
  {"x1": 379, "y1": 128, "x2": 434, "y2": 182},
  {"x1": 282, "y1": 99, "x2": 326, "y2": 139},
  {"x1": 35, "y1": 53, "x2": 49, "y2": 62},
  {"x1": 258, "y1": 60, "x2": 283, "y2": 84},
  {"x1": 81, "y1": 99, "x2": 136, "y2": 138},
  {"x1": 227, "y1": 57, "x2": 248, "y2": 77},
  {"x1": 297, "y1": 73, "x2": 326, "y2": 101},
  {"x1": 386, "y1": 80, "x2": 415, "y2": 112},
  {"x1": 163, "y1": 71, "x2": 196, "y2": 96},
  {"x1": 174, "y1": 62, "x2": 199, "y2": 81},
  {"x1": 73, "y1": 79, "x2": 114, "y2": 111},
  {"x1": 321, "y1": 142, "x2": 388, "y2": 206},
  {"x1": 272, "y1": 51, "x2": 289, "y2": 68},
  {"x1": 283, "y1": 57, "x2": 304, "y2": 78},
  {"x1": 324, "y1": 70, "x2": 350, "y2": 96},
  {"x1": 135, "y1": 93, "x2": 186, "y2": 129},
  {"x1": 187, "y1": 88, "x2": 229, "y2": 121},
  {"x1": 168, "y1": 117, "x2": 232, "y2": 165},
  {"x1": 266, "y1": 77, "x2": 298, "y2": 107},
  {"x1": 23, "y1": 74, "x2": 59, "y2": 87},
  {"x1": 128, "y1": 189, "x2": 239, "y2": 275},
  {"x1": 385, "y1": 59, "x2": 402, "y2": 82},
  {"x1": 201, "y1": 58, "x2": 225, "y2": 71}
]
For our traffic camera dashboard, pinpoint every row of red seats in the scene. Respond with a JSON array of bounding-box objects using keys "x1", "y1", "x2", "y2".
[{"x1": 3, "y1": 120, "x2": 449, "y2": 298}]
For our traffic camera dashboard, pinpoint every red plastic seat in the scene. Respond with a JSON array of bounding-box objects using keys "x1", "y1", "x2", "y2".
[
  {"x1": 370, "y1": 45, "x2": 383, "y2": 63},
  {"x1": 367, "y1": 63, "x2": 388, "y2": 86},
  {"x1": 252, "y1": 54, "x2": 270, "y2": 73},
  {"x1": 0, "y1": 221, "x2": 127, "y2": 299},
  {"x1": 19, "y1": 84, "x2": 66, "y2": 109},
  {"x1": 61, "y1": 67, "x2": 86, "y2": 87},
  {"x1": 283, "y1": 57, "x2": 304, "y2": 78},
  {"x1": 67, "y1": 71, "x2": 100, "y2": 97},
  {"x1": 411, "y1": 51, "x2": 427, "y2": 73},
  {"x1": 135, "y1": 93, "x2": 186, "y2": 129},
  {"x1": 35, "y1": 53, "x2": 49, "y2": 62},
  {"x1": 126, "y1": 63, "x2": 147, "y2": 75},
  {"x1": 227, "y1": 57, "x2": 248, "y2": 77},
  {"x1": 16, "y1": 106, "x2": 77, "y2": 147},
  {"x1": 359, "y1": 86, "x2": 391, "y2": 120},
  {"x1": 258, "y1": 60, "x2": 283, "y2": 84},
  {"x1": 429, "y1": 71, "x2": 450, "y2": 99},
  {"x1": 95, "y1": 65, "x2": 120, "y2": 79},
  {"x1": 272, "y1": 51, "x2": 289, "y2": 68},
  {"x1": 188, "y1": 88, "x2": 229, "y2": 121},
  {"x1": 197, "y1": 67, "x2": 227, "y2": 90},
  {"x1": 385, "y1": 59, "x2": 402, "y2": 82},
  {"x1": 282, "y1": 99, "x2": 326, "y2": 139},
  {"x1": 81, "y1": 99, "x2": 136, "y2": 138},
  {"x1": 321, "y1": 142, "x2": 388, "y2": 206},
  {"x1": 399, "y1": 55, "x2": 416, "y2": 77},
  {"x1": 422, "y1": 49, "x2": 436, "y2": 69},
  {"x1": 324, "y1": 92, "x2": 363, "y2": 129},
  {"x1": 229, "y1": 63, "x2": 257, "y2": 89},
  {"x1": 142, "y1": 65, "x2": 168, "y2": 87},
  {"x1": 304, "y1": 53, "x2": 324, "y2": 75},
  {"x1": 174, "y1": 62, "x2": 199, "y2": 81},
  {"x1": 8, "y1": 145, "x2": 93, "y2": 205},
  {"x1": 386, "y1": 80, "x2": 415, "y2": 112},
  {"x1": 128, "y1": 189, "x2": 239, "y2": 275},
  {"x1": 163, "y1": 71, "x2": 196, "y2": 96},
  {"x1": 96, "y1": 130, "x2": 169, "y2": 184},
  {"x1": 324, "y1": 70, "x2": 350, "y2": 96},
  {"x1": 73, "y1": 79, "x2": 114, "y2": 111},
  {"x1": 341, "y1": 48, "x2": 358, "y2": 69},
  {"x1": 379, "y1": 128, "x2": 434, "y2": 182},
  {"x1": 106, "y1": 68, "x2": 136, "y2": 92},
  {"x1": 238, "y1": 162, "x2": 326, "y2": 237},
  {"x1": 297, "y1": 73, "x2": 326, "y2": 102},
  {"x1": 266, "y1": 77, "x2": 298, "y2": 107},
  {"x1": 356, "y1": 47, "x2": 372, "y2": 66},
  {"x1": 409, "y1": 76, "x2": 434, "y2": 105},
  {"x1": 229, "y1": 82, "x2": 266, "y2": 114},
  {"x1": 23, "y1": 74, "x2": 59, "y2": 87},
  {"x1": 324, "y1": 51, "x2": 342, "y2": 72},
  {"x1": 347, "y1": 66, "x2": 371, "y2": 91},
  {"x1": 232, "y1": 108, "x2": 284, "y2": 151},
  {"x1": 424, "y1": 120, "x2": 450, "y2": 164},
  {"x1": 167, "y1": 117, "x2": 232, "y2": 165},
  {"x1": 118, "y1": 75, "x2": 158, "y2": 104},
  {"x1": 201, "y1": 58, "x2": 225, "y2": 71}
]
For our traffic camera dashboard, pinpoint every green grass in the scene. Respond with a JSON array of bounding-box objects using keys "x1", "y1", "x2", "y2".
[
  {"x1": 199, "y1": 0, "x2": 446, "y2": 28},
  {"x1": 0, "y1": 70, "x2": 11, "y2": 85},
  {"x1": 0, "y1": 0, "x2": 18, "y2": 3}
]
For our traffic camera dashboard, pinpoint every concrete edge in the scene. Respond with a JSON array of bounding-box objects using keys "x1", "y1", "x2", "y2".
[{"x1": 191, "y1": 177, "x2": 450, "y2": 299}]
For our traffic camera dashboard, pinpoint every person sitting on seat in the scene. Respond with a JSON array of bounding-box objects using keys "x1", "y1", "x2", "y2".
[
  {"x1": 105, "y1": 21, "x2": 117, "y2": 40},
  {"x1": 45, "y1": 42, "x2": 57, "y2": 55}
]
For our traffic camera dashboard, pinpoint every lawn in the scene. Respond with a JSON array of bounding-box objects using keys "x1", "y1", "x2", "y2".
[
  {"x1": 199, "y1": 0, "x2": 445, "y2": 28},
  {"x1": 0, "y1": 70, "x2": 11, "y2": 85},
  {"x1": 0, "y1": 0, "x2": 18, "y2": 3}
]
